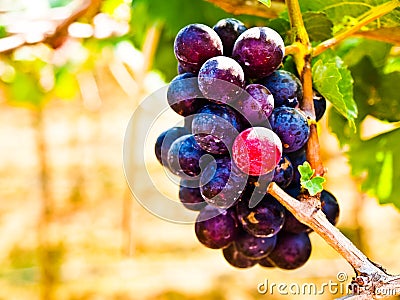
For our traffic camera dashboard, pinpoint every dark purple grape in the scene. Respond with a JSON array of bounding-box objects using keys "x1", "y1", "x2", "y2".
[
  {"x1": 167, "y1": 134, "x2": 205, "y2": 177},
  {"x1": 236, "y1": 84, "x2": 274, "y2": 126},
  {"x1": 232, "y1": 27, "x2": 284, "y2": 79},
  {"x1": 200, "y1": 157, "x2": 247, "y2": 209},
  {"x1": 236, "y1": 231, "x2": 277, "y2": 259},
  {"x1": 179, "y1": 179, "x2": 206, "y2": 211},
  {"x1": 268, "y1": 232, "x2": 312, "y2": 270},
  {"x1": 213, "y1": 18, "x2": 247, "y2": 56},
  {"x1": 258, "y1": 70, "x2": 303, "y2": 108},
  {"x1": 195, "y1": 205, "x2": 238, "y2": 249},
  {"x1": 167, "y1": 73, "x2": 207, "y2": 116},
  {"x1": 272, "y1": 155, "x2": 294, "y2": 188},
  {"x1": 258, "y1": 257, "x2": 275, "y2": 268},
  {"x1": 184, "y1": 114, "x2": 194, "y2": 131},
  {"x1": 313, "y1": 90, "x2": 327, "y2": 122},
  {"x1": 192, "y1": 104, "x2": 243, "y2": 154},
  {"x1": 174, "y1": 24, "x2": 223, "y2": 73},
  {"x1": 198, "y1": 56, "x2": 245, "y2": 104},
  {"x1": 321, "y1": 190, "x2": 339, "y2": 226},
  {"x1": 269, "y1": 107, "x2": 310, "y2": 153},
  {"x1": 282, "y1": 209, "x2": 311, "y2": 234},
  {"x1": 287, "y1": 149, "x2": 306, "y2": 185},
  {"x1": 223, "y1": 242, "x2": 257, "y2": 268},
  {"x1": 236, "y1": 194, "x2": 285, "y2": 237},
  {"x1": 154, "y1": 127, "x2": 189, "y2": 166}
]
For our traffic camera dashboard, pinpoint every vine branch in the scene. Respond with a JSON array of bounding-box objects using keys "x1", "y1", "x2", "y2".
[{"x1": 313, "y1": 0, "x2": 400, "y2": 56}]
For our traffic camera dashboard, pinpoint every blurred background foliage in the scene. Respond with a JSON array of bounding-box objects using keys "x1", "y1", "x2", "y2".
[{"x1": 0, "y1": 0, "x2": 399, "y2": 299}]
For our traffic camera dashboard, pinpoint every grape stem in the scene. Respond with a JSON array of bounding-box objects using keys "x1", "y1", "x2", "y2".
[
  {"x1": 267, "y1": 182, "x2": 400, "y2": 299},
  {"x1": 313, "y1": 0, "x2": 400, "y2": 57}
]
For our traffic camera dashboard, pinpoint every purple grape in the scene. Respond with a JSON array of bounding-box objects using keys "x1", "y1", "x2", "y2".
[
  {"x1": 167, "y1": 134, "x2": 205, "y2": 177},
  {"x1": 213, "y1": 18, "x2": 247, "y2": 56},
  {"x1": 321, "y1": 190, "x2": 340, "y2": 226},
  {"x1": 179, "y1": 179, "x2": 206, "y2": 211},
  {"x1": 195, "y1": 205, "x2": 238, "y2": 249},
  {"x1": 287, "y1": 149, "x2": 306, "y2": 185},
  {"x1": 200, "y1": 156, "x2": 247, "y2": 209},
  {"x1": 223, "y1": 242, "x2": 257, "y2": 268},
  {"x1": 192, "y1": 104, "x2": 243, "y2": 154},
  {"x1": 154, "y1": 127, "x2": 189, "y2": 166},
  {"x1": 269, "y1": 107, "x2": 310, "y2": 153},
  {"x1": 174, "y1": 24, "x2": 223, "y2": 73},
  {"x1": 198, "y1": 56, "x2": 245, "y2": 104},
  {"x1": 167, "y1": 73, "x2": 207, "y2": 116},
  {"x1": 272, "y1": 155, "x2": 294, "y2": 189},
  {"x1": 236, "y1": 231, "x2": 277, "y2": 259},
  {"x1": 183, "y1": 114, "x2": 194, "y2": 131},
  {"x1": 232, "y1": 27, "x2": 284, "y2": 79},
  {"x1": 313, "y1": 90, "x2": 327, "y2": 121},
  {"x1": 236, "y1": 84, "x2": 274, "y2": 126},
  {"x1": 268, "y1": 232, "x2": 312, "y2": 270},
  {"x1": 282, "y1": 209, "x2": 311, "y2": 234},
  {"x1": 236, "y1": 194, "x2": 285, "y2": 237},
  {"x1": 258, "y1": 70, "x2": 303, "y2": 108}
]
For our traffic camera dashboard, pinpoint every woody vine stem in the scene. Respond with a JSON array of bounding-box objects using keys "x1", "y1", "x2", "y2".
[{"x1": 265, "y1": 0, "x2": 400, "y2": 299}]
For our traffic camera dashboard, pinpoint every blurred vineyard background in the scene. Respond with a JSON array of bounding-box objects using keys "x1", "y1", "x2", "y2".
[{"x1": 0, "y1": 0, "x2": 400, "y2": 299}]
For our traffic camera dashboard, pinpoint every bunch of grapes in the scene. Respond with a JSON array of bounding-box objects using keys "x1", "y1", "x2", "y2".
[{"x1": 154, "y1": 18, "x2": 338, "y2": 270}]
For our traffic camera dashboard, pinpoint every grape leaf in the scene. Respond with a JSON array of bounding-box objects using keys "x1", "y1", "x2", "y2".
[
  {"x1": 302, "y1": 12, "x2": 333, "y2": 42},
  {"x1": 257, "y1": 0, "x2": 271, "y2": 8},
  {"x1": 312, "y1": 51, "x2": 357, "y2": 128},
  {"x1": 298, "y1": 162, "x2": 326, "y2": 196}
]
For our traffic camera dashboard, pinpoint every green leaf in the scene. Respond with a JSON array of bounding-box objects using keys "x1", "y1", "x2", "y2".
[
  {"x1": 298, "y1": 161, "x2": 314, "y2": 181},
  {"x1": 298, "y1": 162, "x2": 326, "y2": 196},
  {"x1": 312, "y1": 51, "x2": 357, "y2": 128},
  {"x1": 302, "y1": 12, "x2": 333, "y2": 42},
  {"x1": 257, "y1": 0, "x2": 271, "y2": 8}
]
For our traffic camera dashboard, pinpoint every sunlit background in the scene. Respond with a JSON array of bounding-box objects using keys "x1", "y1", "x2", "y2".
[{"x1": 0, "y1": 0, "x2": 400, "y2": 299}]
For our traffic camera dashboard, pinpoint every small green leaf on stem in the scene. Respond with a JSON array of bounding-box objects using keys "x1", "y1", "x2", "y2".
[
  {"x1": 299, "y1": 161, "x2": 326, "y2": 196},
  {"x1": 257, "y1": 0, "x2": 271, "y2": 8}
]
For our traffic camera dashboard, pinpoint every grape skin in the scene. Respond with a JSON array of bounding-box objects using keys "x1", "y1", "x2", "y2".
[
  {"x1": 174, "y1": 24, "x2": 223, "y2": 73},
  {"x1": 223, "y1": 242, "x2": 257, "y2": 268},
  {"x1": 179, "y1": 179, "x2": 207, "y2": 211},
  {"x1": 195, "y1": 205, "x2": 238, "y2": 249},
  {"x1": 236, "y1": 230, "x2": 277, "y2": 259},
  {"x1": 269, "y1": 107, "x2": 310, "y2": 153},
  {"x1": 213, "y1": 18, "x2": 247, "y2": 57},
  {"x1": 232, "y1": 27, "x2": 285, "y2": 79},
  {"x1": 272, "y1": 155, "x2": 294, "y2": 189},
  {"x1": 258, "y1": 70, "x2": 303, "y2": 108},
  {"x1": 154, "y1": 127, "x2": 189, "y2": 166}
]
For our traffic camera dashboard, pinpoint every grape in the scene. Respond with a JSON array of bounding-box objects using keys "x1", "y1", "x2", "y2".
[
  {"x1": 192, "y1": 104, "x2": 243, "y2": 154},
  {"x1": 282, "y1": 209, "x2": 311, "y2": 234},
  {"x1": 154, "y1": 127, "x2": 189, "y2": 166},
  {"x1": 258, "y1": 70, "x2": 303, "y2": 108},
  {"x1": 213, "y1": 18, "x2": 247, "y2": 56},
  {"x1": 223, "y1": 242, "x2": 257, "y2": 268},
  {"x1": 232, "y1": 127, "x2": 282, "y2": 176},
  {"x1": 167, "y1": 134, "x2": 205, "y2": 177},
  {"x1": 198, "y1": 56, "x2": 245, "y2": 104},
  {"x1": 321, "y1": 190, "x2": 340, "y2": 226},
  {"x1": 167, "y1": 73, "x2": 207, "y2": 116},
  {"x1": 200, "y1": 156, "x2": 247, "y2": 209},
  {"x1": 287, "y1": 149, "x2": 306, "y2": 185},
  {"x1": 236, "y1": 231, "x2": 277, "y2": 259},
  {"x1": 268, "y1": 232, "x2": 312, "y2": 270},
  {"x1": 183, "y1": 115, "x2": 194, "y2": 131},
  {"x1": 179, "y1": 179, "x2": 206, "y2": 211},
  {"x1": 174, "y1": 24, "x2": 223, "y2": 73},
  {"x1": 272, "y1": 155, "x2": 294, "y2": 188},
  {"x1": 232, "y1": 27, "x2": 284, "y2": 79},
  {"x1": 313, "y1": 90, "x2": 327, "y2": 122},
  {"x1": 195, "y1": 205, "x2": 238, "y2": 249},
  {"x1": 236, "y1": 194, "x2": 285, "y2": 237},
  {"x1": 236, "y1": 84, "x2": 274, "y2": 126},
  {"x1": 269, "y1": 107, "x2": 310, "y2": 153}
]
